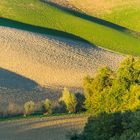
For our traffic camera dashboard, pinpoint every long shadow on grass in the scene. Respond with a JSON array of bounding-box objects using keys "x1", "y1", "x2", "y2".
[
  {"x1": 44, "y1": 1, "x2": 140, "y2": 39},
  {"x1": 0, "y1": 17, "x2": 92, "y2": 44},
  {"x1": 0, "y1": 67, "x2": 38, "y2": 90}
]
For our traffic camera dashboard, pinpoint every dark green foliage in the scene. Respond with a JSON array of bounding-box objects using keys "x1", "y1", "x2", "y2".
[
  {"x1": 71, "y1": 110, "x2": 140, "y2": 140},
  {"x1": 80, "y1": 112, "x2": 123, "y2": 140},
  {"x1": 52, "y1": 101, "x2": 67, "y2": 114},
  {"x1": 75, "y1": 93, "x2": 86, "y2": 113}
]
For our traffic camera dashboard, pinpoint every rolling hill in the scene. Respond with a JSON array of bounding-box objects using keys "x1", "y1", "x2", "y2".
[
  {"x1": 0, "y1": 22, "x2": 123, "y2": 107},
  {"x1": 0, "y1": 0, "x2": 140, "y2": 139},
  {"x1": 0, "y1": 0, "x2": 139, "y2": 107},
  {"x1": 0, "y1": 0, "x2": 140, "y2": 56},
  {"x1": 0, "y1": 22, "x2": 123, "y2": 88},
  {"x1": 49, "y1": 0, "x2": 140, "y2": 32}
]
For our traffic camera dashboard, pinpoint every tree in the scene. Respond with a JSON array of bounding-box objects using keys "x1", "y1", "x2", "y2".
[
  {"x1": 60, "y1": 88, "x2": 77, "y2": 113},
  {"x1": 71, "y1": 111, "x2": 140, "y2": 140},
  {"x1": 83, "y1": 57, "x2": 140, "y2": 114},
  {"x1": 24, "y1": 101, "x2": 35, "y2": 116},
  {"x1": 83, "y1": 67, "x2": 113, "y2": 114},
  {"x1": 43, "y1": 98, "x2": 52, "y2": 114},
  {"x1": 70, "y1": 56, "x2": 140, "y2": 140}
]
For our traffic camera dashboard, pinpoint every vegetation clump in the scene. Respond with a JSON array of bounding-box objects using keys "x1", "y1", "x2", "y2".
[
  {"x1": 24, "y1": 101, "x2": 35, "y2": 117},
  {"x1": 71, "y1": 110, "x2": 140, "y2": 140},
  {"x1": 84, "y1": 56, "x2": 140, "y2": 114},
  {"x1": 60, "y1": 88, "x2": 77, "y2": 113},
  {"x1": 42, "y1": 98, "x2": 52, "y2": 114},
  {"x1": 71, "y1": 56, "x2": 140, "y2": 140}
]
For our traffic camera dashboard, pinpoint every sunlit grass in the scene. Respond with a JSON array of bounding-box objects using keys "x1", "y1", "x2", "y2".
[{"x1": 0, "y1": 0, "x2": 140, "y2": 56}]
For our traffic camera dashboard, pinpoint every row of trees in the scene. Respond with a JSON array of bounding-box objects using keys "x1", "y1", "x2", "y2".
[
  {"x1": 24, "y1": 98, "x2": 52, "y2": 116},
  {"x1": 23, "y1": 88, "x2": 85, "y2": 116}
]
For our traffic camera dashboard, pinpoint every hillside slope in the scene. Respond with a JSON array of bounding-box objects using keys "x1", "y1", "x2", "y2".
[
  {"x1": 1, "y1": 0, "x2": 140, "y2": 55},
  {"x1": 0, "y1": 26, "x2": 123, "y2": 88},
  {"x1": 49, "y1": 0, "x2": 140, "y2": 32}
]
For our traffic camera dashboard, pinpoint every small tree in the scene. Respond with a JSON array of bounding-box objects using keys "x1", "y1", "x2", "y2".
[
  {"x1": 43, "y1": 98, "x2": 52, "y2": 114},
  {"x1": 60, "y1": 88, "x2": 77, "y2": 113},
  {"x1": 24, "y1": 101, "x2": 35, "y2": 117}
]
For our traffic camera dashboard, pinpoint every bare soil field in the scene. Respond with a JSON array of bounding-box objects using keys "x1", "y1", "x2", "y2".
[
  {"x1": 0, "y1": 26, "x2": 123, "y2": 88},
  {"x1": 0, "y1": 26, "x2": 123, "y2": 108},
  {"x1": 0, "y1": 115, "x2": 88, "y2": 140},
  {"x1": 49, "y1": 0, "x2": 140, "y2": 16}
]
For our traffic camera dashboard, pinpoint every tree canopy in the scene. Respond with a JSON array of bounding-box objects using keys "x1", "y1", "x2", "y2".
[{"x1": 83, "y1": 56, "x2": 140, "y2": 114}]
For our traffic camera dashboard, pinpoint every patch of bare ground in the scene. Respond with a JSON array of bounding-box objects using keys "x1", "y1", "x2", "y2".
[
  {"x1": 48, "y1": 0, "x2": 140, "y2": 15},
  {"x1": 0, "y1": 26, "x2": 123, "y2": 107},
  {"x1": 0, "y1": 26, "x2": 123, "y2": 87},
  {"x1": 0, "y1": 115, "x2": 88, "y2": 140}
]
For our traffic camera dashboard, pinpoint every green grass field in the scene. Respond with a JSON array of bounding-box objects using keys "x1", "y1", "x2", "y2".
[
  {"x1": 103, "y1": 7, "x2": 140, "y2": 33},
  {"x1": 0, "y1": 0, "x2": 140, "y2": 56},
  {"x1": 51, "y1": 0, "x2": 140, "y2": 32}
]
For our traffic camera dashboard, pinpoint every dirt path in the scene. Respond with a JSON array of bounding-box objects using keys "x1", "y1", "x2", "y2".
[{"x1": 0, "y1": 115, "x2": 88, "y2": 140}]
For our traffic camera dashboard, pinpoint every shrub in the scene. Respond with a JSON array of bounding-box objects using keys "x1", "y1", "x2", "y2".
[
  {"x1": 24, "y1": 101, "x2": 35, "y2": 116},
  {"x1": 60, "y1": 88, "x2": 77, "y2": 113},
  {"x1": 75, "y1": 93, "x2": 86, "y2": 112},
  {"x1": 84, "y1": 56, "x2": 140, "y2": 114},
  {"x1": 52, "y1": 101, "x2": 67, "y2": 114},
  {"x1": 42, "y1": 98, "x2": 52, "y2": 114},
  {"x1": 71, "y1": 110, "x2": 140, "y2": 140}
]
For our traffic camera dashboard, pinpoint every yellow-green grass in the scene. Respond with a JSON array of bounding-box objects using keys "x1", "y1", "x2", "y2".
[
  {"x1": 50, "y1": 0, "x2": 140, "y2": 32},
  {"x1": 1, "y1": 0, "x2": 140, "y2": 56}
]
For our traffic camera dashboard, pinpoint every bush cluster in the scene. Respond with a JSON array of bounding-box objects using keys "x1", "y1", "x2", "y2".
[
  {"x1": 84, "y1": 56, "x2": 140, "y2": 114},
  {"x1": 22, "y1": 88, "x2": 84, "y2": 116},
  {"x1": 71, "y1": 110, "x2": 140, "y2": 140},
  {"x1": 71, "y1": 56, "x2": 140, "y2": 140}
]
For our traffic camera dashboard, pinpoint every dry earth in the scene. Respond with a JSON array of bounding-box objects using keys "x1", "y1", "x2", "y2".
[
  {"x1": 0, "y1": 26, "x2": 123, "y2": 108},
  {"x1": 0, "y1": 115, "x2": 88, "y2": 140},
  {"x1": 0, "y1": 26, "x2": 123, "y2": 88},
  {"x1": 48, "y1": 0, "x2": 140, "y2": 16}
]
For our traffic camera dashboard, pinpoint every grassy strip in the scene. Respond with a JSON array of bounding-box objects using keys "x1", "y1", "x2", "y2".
[
  {"x1": 0, "y1": 17, "x2": 89, "y2": 43},
  {"x1": 0, "y1": 112, "x2": 89, "y2": 122},
  {"x1": 1, "y1": 0, "x2": 140, "y2": 55}
]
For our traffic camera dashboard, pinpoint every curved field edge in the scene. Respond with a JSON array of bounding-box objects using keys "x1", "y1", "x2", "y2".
[
  {"x1": 1, "y1": 0, "x2": 140, "y2": 55},
  {"x1": 0, "y1": 25, "x2": 123, "y2": 110},
  {"x1": 0, "y1": 114, "x2": 88, "y2": 140},
  {"x1": 0, "y1": 26, "x2": 123, "y2": 88},
  {"x1": 48, "y1": 0, "x2": 140, "y2": 32}
]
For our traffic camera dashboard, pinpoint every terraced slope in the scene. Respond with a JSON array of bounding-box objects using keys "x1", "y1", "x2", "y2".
[
  {"x1": 1, "y1": 0, "x2": 140, "y2": 55},
  {"x1": 49, "y1": 0, "x2": 140, "y2": 32},
  {"x1": 0, "y1": 115, "x2": 88, "y2": 140}
]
